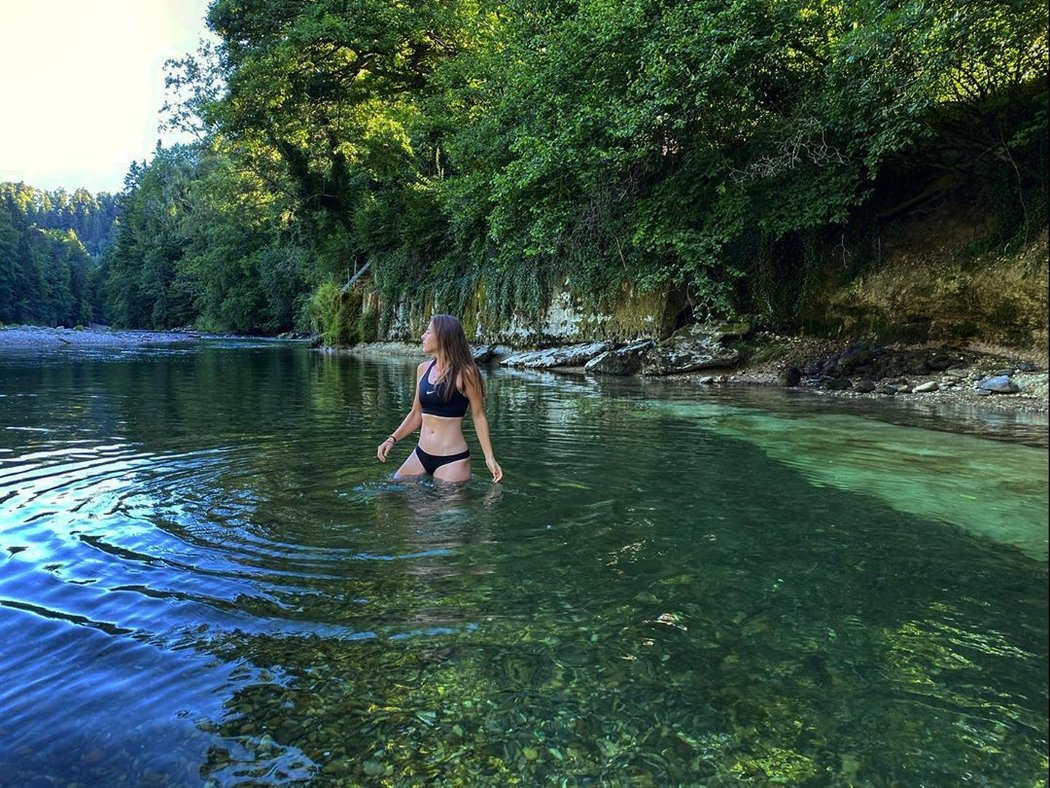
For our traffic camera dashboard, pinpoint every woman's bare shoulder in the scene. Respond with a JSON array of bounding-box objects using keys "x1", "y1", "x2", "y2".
[{"x1": 458, "y1": 364, "x2": 482, "y2": 391}]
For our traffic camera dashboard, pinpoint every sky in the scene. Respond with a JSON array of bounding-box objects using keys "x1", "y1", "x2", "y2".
[{"x1": 0, "y1": 0, "x2": 216, "y2": 194}]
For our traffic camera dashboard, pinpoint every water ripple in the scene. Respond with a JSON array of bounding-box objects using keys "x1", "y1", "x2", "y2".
[{"x1": 0, "y1": 347, "x2": 1045, "y2": 786}]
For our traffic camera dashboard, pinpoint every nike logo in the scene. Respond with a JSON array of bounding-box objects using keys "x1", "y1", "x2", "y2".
[{"x1": 426, "y1": 389, "x2": 435, "y2": 394}]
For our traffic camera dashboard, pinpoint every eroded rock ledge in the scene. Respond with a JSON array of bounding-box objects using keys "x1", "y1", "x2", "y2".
[{"x1": 494, "y1": 322, "x2": 747, "y2": 377}]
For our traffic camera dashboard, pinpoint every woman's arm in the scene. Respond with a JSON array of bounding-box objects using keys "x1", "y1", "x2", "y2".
[
  {"x1": 463, "y1": 369, "x2": 503, "y2": 482},
  {"x1": 377, "y1": 363, "x2": 426, "y2": 462}
]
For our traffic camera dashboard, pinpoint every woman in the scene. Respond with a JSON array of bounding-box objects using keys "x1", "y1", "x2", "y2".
[{"x1": 376, "y1": 315, "x2": 503, "y2": 483}]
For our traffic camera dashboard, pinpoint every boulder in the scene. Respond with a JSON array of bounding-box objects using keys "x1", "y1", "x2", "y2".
[
  {"x1": 472, "y1": 344, "x2": 495, "y2": 363},
  {"x1": 913, "y1": 381, "x2": 939, "y2": 393},
  {"x1": 584, "y1": 340, "x2": 655, "y2": 375},
  {"x1": 853, "y1": 380, "x2": 876, "y2": 393},
  {"x1": 638, "y1": 323, "x2": 742, "y2": 376},
  {"x1": 640, "y1": 342, "x2": 740, "y2": 376},
  {"x1": 501, "y1": 342, "x2": 611, "y2": 369},
  {"x1": 977, "y1": 375, "x2": 1020, "y2": 394},
  {"x1": 833, "y1": 346, "x2": 875, "y2": 374},
  {"x1": 667, "y1": 321, "x2": 751, "y2": 345},
  {"x1": 926, "y1": 353, "x2": 955, "y2": 371},
  {"x1": 779, "y1": 367, "x2": 802, "y2": 387}
]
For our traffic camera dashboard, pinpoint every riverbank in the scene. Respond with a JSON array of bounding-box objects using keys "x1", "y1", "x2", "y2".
[
  {"x1": 0, "y1": 325, "x2": 200, "y2": 348},
  {"x1": 346, "y1": 335, "x2": 1050, "y2": 415},
  {"x1": 716, "y1": 334, "x2": 1049, "y2": 414},
  {"x1": 3, "y1": 324, "x2": 1045, "y2": 418}
]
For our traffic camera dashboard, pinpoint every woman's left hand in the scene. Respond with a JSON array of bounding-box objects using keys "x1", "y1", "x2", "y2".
[{"x1": 486, "y1": 457, "x2": 503, "y2": 483}]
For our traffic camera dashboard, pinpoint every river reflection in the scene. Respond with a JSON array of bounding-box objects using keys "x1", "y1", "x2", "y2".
[{"x1": 0, "y1": 341, "x2": 1046, "y2": 785}]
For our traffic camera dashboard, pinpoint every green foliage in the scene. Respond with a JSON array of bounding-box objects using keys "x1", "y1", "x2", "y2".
[
  {"x1": 0, "y1": 182, "x2": 119, "y2": 257},
  {"x1": 103, "y1": 142, "x2": 312, "y2": 333},
  {"x1": 103, "y1": 0, "x2": 1047, "y2": 341},
  {"x1": 103, "y1": 145, "x2": 198, "y2": 328},
  {"x1": 307, "y1": 279, "x2": 377, "y2": 346},
  {"x1": 0, "y1": 192, "x2": 99, "y2": 327}
]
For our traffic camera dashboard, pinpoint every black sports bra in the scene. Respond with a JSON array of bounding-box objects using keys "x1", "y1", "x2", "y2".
[{"x1": 419, "y1": 361, "x2": 469, "y2": 418}]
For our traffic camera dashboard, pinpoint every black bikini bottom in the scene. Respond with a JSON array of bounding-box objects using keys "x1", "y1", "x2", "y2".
[{"x1": 414, "y1": 445, "x2": 471, "y2": 475}]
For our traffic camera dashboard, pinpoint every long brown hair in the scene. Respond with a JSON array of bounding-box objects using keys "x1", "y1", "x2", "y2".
[{"x1": 430, "y1": 314, "x2": 484, "y2": 400}]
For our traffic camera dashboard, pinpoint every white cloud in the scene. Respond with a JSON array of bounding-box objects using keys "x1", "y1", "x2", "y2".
[{"x1": 0, "y1": 0, "x2": 214, "y2": 193}]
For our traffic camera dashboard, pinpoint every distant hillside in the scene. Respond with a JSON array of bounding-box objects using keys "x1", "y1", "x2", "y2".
[
  {"x1": 0, "y1": 182, "x2": 118, "y2": 326},
  {"x1": 0, "y1": 182, "x2": 119, "y2": 257}
]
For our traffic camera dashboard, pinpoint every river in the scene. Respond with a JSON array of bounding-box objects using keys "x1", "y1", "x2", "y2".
[{"x1": 0, "y1": 339, "x2": 1046, "y2": 784}]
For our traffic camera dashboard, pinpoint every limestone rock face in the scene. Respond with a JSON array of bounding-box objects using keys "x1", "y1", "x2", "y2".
[
  {"x1": 584, "y1": 340, "x2": 655, "y2": 375},
  {"x1": 500, "y1": 342, "x2": 611, "y2": 369}
]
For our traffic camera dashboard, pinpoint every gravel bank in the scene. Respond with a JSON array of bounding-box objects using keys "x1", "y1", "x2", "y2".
[
  {"x1": 0, "y1": 325, "x2": 199, "y2": 348},
  {"x1": 719, "y1": 336, "x2": 1049, "y2": 414}
]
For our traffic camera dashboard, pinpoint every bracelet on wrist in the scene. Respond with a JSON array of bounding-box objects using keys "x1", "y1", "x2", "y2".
[{"x1": 386, "y1": 435, "x2": 398, "y2": 444}]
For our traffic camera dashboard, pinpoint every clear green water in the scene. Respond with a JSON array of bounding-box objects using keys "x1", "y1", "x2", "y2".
[{"x1": 0, "y1": 341, "x2": 1046, "y2": 785}]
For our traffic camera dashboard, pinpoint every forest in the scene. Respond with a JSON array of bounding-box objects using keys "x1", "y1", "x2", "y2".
[
  {"x1": 0, "y1": 184, "x2": 117, "y2": 326},
  {"x1": 3, "y1": 0, "x2": 1047, "y2": 342}
]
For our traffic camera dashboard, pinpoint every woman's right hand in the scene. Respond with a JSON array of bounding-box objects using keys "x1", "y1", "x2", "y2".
[
  {"x1": 486, "y1": 456, "x2": 503, "y2": 483},
  {"x1": 377, "y1": 438, "x2": 394, "y2": 462}
]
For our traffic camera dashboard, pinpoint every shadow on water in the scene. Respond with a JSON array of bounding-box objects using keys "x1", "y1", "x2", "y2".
[{"x1": 0, "y1": 343, "x2": 1045, "y2": 784}]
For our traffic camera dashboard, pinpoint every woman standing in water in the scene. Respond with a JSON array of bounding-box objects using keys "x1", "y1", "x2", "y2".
[{"x1": 377, "y1": 315, "x2": 503, "y2": 482}]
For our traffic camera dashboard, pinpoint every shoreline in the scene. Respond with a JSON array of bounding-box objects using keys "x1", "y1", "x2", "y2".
[
  {"x1": 4, "y1": 325, "x2": 1046, "y2": 429},
  {"x1": 0, "y1": 324, "x2": 200, "y2": 348},
  {"x1": 345, "y1": 336, "x2": 1050, "y2": 414}
]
